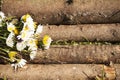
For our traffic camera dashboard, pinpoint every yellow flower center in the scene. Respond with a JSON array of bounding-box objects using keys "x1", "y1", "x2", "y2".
[
  {"x1": 34, "y1": 22, "x2": 37, "y2": 29},
  {"x1": 24, "y1": 26, "x2": 29, "y2": 31},
  {"x1": 35, "y1": 39, "x2": 38, "y2": 45},
  {"x1": 43, "y1": 35, "x2": 50, "y2": 45},
  {"x1": 21, "y1": 32, "x2": 26, "y2": 39},
  {"x1": 22, "y1": 14, "x2": 30, "y2": 22},
  {"x1": 29, "y1": 39, "x2": 38, "y2": 45},
  {"x1": 7, "y1": 26, "x2": 15, "y2": 32},
  {"x1": 8, "y1": 51, "x2": 17, "y2": 61},
  {"x1": 13, "y1": 28, "x2": 18, "y2": 35},
  {"x1": 7, "y1": 25, "x2": 18, "y2": 34}
]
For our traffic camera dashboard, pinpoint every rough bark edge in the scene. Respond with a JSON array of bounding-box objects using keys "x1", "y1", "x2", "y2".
[
  {"x1": 40, "y1": 24, "x2": 120, "y2": 42},
  {"x1": 29, "y1": 45, "x2": 120, "y2": 64},
  {"x1": 2, "y1": 0, "x2": 120, "y2": 24},
  {"x1": 1, "y1": 45, "x2": 120, "y2": 64},
  {"x1": 0, "y1": 64, "x2": 119, "y2": 80}
]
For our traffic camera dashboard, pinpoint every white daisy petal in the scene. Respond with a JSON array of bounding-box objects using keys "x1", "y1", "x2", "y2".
[
  {"x1": 19, "y1": 59, "x2": 27, "y2": 67},
  {"x1": 26, "y1": 17, "x2": 33, "y2": 23},
  {"x1": 14, "y1": 64, "x2": 18, "y2": 70},
  {"x1": 29, "y1": 46, "x2": 37, "y2": 51},
  {"x1": 18, "y1": 30, "x2": 34, "y2": 41},
  {"x1": 11, "y1": 59, "x2": 27, "y2": 69},
  {"x1": 21, "y1": 59, "x2": 27, "y2": 63},
  {"x1": 21, "y1": 14, "x2": 33, "y2": 23},
  {"x1": 22, "y1": 22, "x2": 35, "y2": 32},
  {"x1": 27, "y1": 39, "x2": 38, "y2": 51},
  {"x1": 6, "y1": 32, "x2": 15, "y2": 47},
  {"x1": 17, "y1": 64, "x2": 21, "y2": 68},
  {"x1": 7, "y1": 23, "x2": 16, "y2": 32},
  {"x1": 35, "y1": 24, "x2": 43, "y2": 35},
  {"x1": 30, "y1": 50, "x2": 37, "y2": 60},
  {"x1": 43, "y1": 36, "x2": 52, "y2": 50},
  {"x1": 16, "y1": 41, "x2": 27, "y2": 51},
  {"x1": 0, "y1": 11, "x2": 5, "y2": 19},
  {"x1": 44, "y1": 45, "x2": 50, "y2": 50},
  {"x1": 11, "y1": 64, "x2": 15, "y2": 67},
  {"x1": 20, "y1": 63, "x2": 23, "y2": 68}
]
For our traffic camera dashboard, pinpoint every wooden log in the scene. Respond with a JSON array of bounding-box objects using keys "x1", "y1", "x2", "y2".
[
  {"x1": 1, "y1": 45, "x2": 120, "y2": 64},
  {"x1": 29, "y1": 45, "x2": 120, "y2": 64},
  {"x1": 0, "y1": 64, "x2": 119, "y2": 80},
  {"x1": 115, "y1": 64, "x2": 120, "y2": 80},
  {"x1": 41, "y1": 24, "x2": 120, "y2": 42},
  {"x1": 1, "y1": 0, "x2": 120, "y2": 24}
]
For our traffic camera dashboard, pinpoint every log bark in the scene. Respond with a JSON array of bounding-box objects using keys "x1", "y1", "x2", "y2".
[
  {"x1": 1, "y1": 0, "x2": 120, "y2": 24},
  {"x1": 29, "y1": 45, "x2": 120, "y2": 64},
  {"x1": 41, "y1": 24, "x2": 120, "y2": 42},
  {"x1": 0, "y1": 64, "x2": 119, "y2": 80}
]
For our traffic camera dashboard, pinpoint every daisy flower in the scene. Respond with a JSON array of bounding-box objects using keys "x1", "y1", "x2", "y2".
[
  {"x1": 21, "y1": 14, "x2": 33, "y2": 23},
  {"x1": 7, "y1": 22, "x2": 18, "y2": 34},
  {"x1": 0, "y1": 11, "x2": 5, "y2": 20},
  {"x1": 27, "y1": 39, "x2": 38, "y2": 60},
  {"x1": 16, "y1": 41, "x2": 27, "y2": 51},
  {"x1": 28, "y1": 45, "x2": 37, "y2": 53},
  {"x1": 21, "y1": 14, "x2": 36, "y2": 32},
  {"x1": 7, "y1": 23, "x2": 16, "y2": 32},
  {"x1": 11, "y1": 59, "x2": 27, "y2": 70},
  {"x1": 22, "y1": 22, "x2": 35, "y2": 32},
  {"x1": 18, "y1": 20, "x2": 35, "y2": 42},
  {"x1": 30, "y1": 50, "x2": 37, "y2": 60},
  {"x1": 28, "y1": 39, "x2": 38, "y2": 53},
  {"x1": 0, "y1": 11, "x2": 5, "y2": 27},
  {"x1": 17, "y1": 30, "x2": 34, "y2": 41},
  {"x1": 42, "y1": 35, "x2": 52, "y2": 49},
  {"x1": 8, "y1": 51, "x2": 17, "y2": 62},
  {"x1": 6, "y1": 32, "x2": 15, "y2": 48},
  {"x1": 27, "y1": 38, "x2": 38, "y2": 47},
  {"x1": 35, "y1": 24, "x2": 43, "y2": 36}
]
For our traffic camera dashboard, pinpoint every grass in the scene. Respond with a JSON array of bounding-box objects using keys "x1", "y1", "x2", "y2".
[{"x1": 51, "y1": 40, "x2": 120, "y2": 45}]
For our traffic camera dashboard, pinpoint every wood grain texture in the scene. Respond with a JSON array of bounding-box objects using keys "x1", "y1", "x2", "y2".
[
  {"x1": 2, "y1": 0, "x2": 120, "y2": 24},
  {"x1": 0, "y1": 64, "x2": 119, "y2": 80},
  {"x1": 30, "y1": 45, "x2": 120, "y2": 64},
  {"x1": 40, "y1": 24, "x2": 120, "y2": 42}
]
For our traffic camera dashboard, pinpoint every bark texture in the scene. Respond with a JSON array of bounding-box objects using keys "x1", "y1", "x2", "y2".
[
  {"x1": 29, "y1": 45, "x2": 120, "y2": 64},
  {"x1": 1, "y1": 0, "x2": 120, "y2": 24},
  {"x1": 0, "y1": 64, "x2": 119, "y2": 80},
  {"x1": 41, "y1": 24, "x2": 120, "y2": 42}
]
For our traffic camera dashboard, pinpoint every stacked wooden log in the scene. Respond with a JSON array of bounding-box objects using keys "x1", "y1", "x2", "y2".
[
  {"x1": 2, "y1": 0, "x2": 120, "y2": 24},
  {"x1": 0, "y1": 0, "x2": 120, "y2": 80}
]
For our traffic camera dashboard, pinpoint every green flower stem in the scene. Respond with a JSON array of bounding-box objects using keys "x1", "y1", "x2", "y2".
[
  {"x1": 0, "y1": 48, "x2": 9, "y2": 53},
  {"x1": 0, "y1": 36, "x2": 6, "y2": 40},
  {"x1": 0, "y1": 55, "x2": 10, "y2": 62},
  {"x1": 0, "y1": 51, "x2": 6, "y2": 55},
  {"x1": 22, "y1": 50, "x2": 30, "y2": 53}
]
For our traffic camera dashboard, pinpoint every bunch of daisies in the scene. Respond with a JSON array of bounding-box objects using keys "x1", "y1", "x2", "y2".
[{"x1": 0, "y1": 12, "x2": 52, "y2": 70}]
